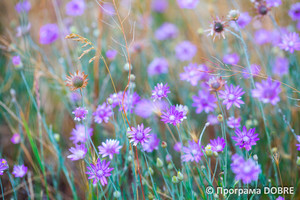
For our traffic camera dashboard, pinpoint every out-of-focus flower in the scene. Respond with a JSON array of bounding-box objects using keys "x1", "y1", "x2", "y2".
[
  {"x1": 231, "y1": 154, "x2": 261, "y2": 184},
  {"x1": 152, "y1": 83, "x2": 170, "y2": 101},
  {"x1": 12, "y1": 55, "x2": 22, "y2": 68},
  {"x1": 206, "y1": 16, "x2": 228, "y2": 41},
  {"x1": 182, "y1": 141, "x2": 203, "y2": 163},
  {"x1": 15, "y1": 0, "x2": 31, "y2": 13},
  {"x1": 39, "y1": 24, "x2": 59, "y2": 45},
  {"x1": 66, "y1": 0, "x2": 85, "y2": 16},
  {"x1": 289, "y1": 3, "x2": 300, "y2": 21},
  {"x1": 101, "y1": 3, "x2": 115, "y2": 16},
  {"x1": 252, "y1": 77, "x2": 281, "y2": 105},
  {"x1": 227, "y1": 10, "x2": 240, "y2": 21},
  {"x1": 106, "y1": 50, "x2": 117, "y2": 60},
  {"x1": 219, "y1": 84, "x2": 245, "y2": 110},
  {"x1": 255, "y1": 29, "x2": 270, "y2": 45},
  {"x1": 231, "y1": 12, "x2": 252, "y2": 30},
  {"x1": 276, "y1": 196, "x2": 284, "y2": 200},
  {"x1": 142, "y1": 134, "x2": 160, "y2": 152},
  {"x1": 86, "y1": 159, "x2": 113, "y2": 186},
  {"x1": 232, "y1": 126, "x2": 259, "y2": 151},
  {"x1": 223, "y1": 53, "x2": 240, "y2": 65},
  {"x1": 118, "y1": 91, "x2": 140, "y2": 113},
  {"x1": 66, "y1": 70, "x2": 88, "y2": 91},
  {"x1": 207, "y1": 77, "x2": 226, "y2": 92},
  {"x1": 134, "y1": 99, "x2": 167, "y2": 118},
  {"x1": 12, "y1": 165, "x2": 28, "y2": 178},
  {"x1": 278, "y1": 32, "x2": 300, "y2": 53},
  {"x1": 177, "y1": 0, "x2": 199, "y2": 9},
  {"x1": 243, "y1": 64, "x2": 261, "y2": 79},
  {"x1": 266, "y1": 0, "x2": 281, "y2": 8},
  {"x1": 155, "y1": 23, "x2": 178, "y2": 41},
  {"x1": 175, "y1": 104, "x2": 188, "y2": 121},
  {"x1": 0, "y1": 159, "x2": 9, "y2": 175},
  {"x1": 98, "y1": 139, "x2": 122, "y2": 159},
  {"x1": 11, "y1": 133, "x2": 21, "y2": 144},
  {"x1": 93, "y1": 103, "x2": 113, "y2": 124},
  {"x1": 161, "y1": 105, "x2": 184, "y2": 126},
  {"x1": 180, "y1": 63, "x2": 209, "y2": 86},
  {"x1": 147, "y1": 58, "x2": 169, "y2": 76},
  {"x1": 209, "y1": 137, "x2": 226, "y2": 152},
  {"x1": 175, "y1": 41, "x2": 197, "y2": 61},
  {"x1": 273, "y1": 57, "x2": 289, "y2": 77},
  {"x1": 69, "y1": 92, "x2": 81, "y2": 102},
  {"x1": 207, "y1": 114, "x2": 219, "y2": 125},
  {"x1": 72, "y1": 107, "x2": 88, "y2": 121},
  {"x1": 227, "y1": 116, "x2": 241, "y2": 129},
  {"x1": 192, "y1": 90, "x2": 217, "y2": 114},
  {"x1": 16, "y1": 23, "x2": 31, "y2": 37},
  {"x1": 127, "y1": 124, "x2": 151, "y2": 146},
  {"x1": 70, "y1": 124, "x2": 93, "y2": 144},
  {"x1": 174, "y1": 142, "x2": 182, "y2": 152},
  {"x1": 296, "y1": 136, "x2": 300, "y2": 151},
  {"x1": 67, "y1": 144, "x2": 87, "y2": 161},
  {"x1": 151, "y1": 0, "x2": 168, "y2": 13}
]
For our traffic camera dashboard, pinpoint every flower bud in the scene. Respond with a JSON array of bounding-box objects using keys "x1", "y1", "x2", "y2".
[
  {"x1": 113, "y1": 191, "x2": 121, "y2": 198},
  {"x1": 205, "y1": 145, "x2": 213, "y2": 157},
  {"x1": 167, "y1": 163, "x2": 173, "y2": 170},
  {"x1": 161, "y1": 141, "x2": 167, "y2": 148},
  {"x1": 253, "y1": 154, "x2": 258, "y2": 161},
  {"x1": 172, "y1": 176, "x2": 179, "y2": 184},
  {"x1": 177, "y1": 171, "x2": 184, "y2": 181},
  {"x1": 107, "y1": 98, "x2": 113, "y2": 105},
  {"x1": 54, "y1": 133, "x2": 60, "y2": 142},
  {"x1": 156, "y1": 158, "x2": 163, "y2": 168},
  {"x1": 227, "y1": 10, "x2": 240, "y2": 21},
  {"x1": 124, "y1": 63, "x2": 132, "y2": 71},
  {"x1": 217, "y1": 114, "x2": 223, "y2": 122},
  {"x1": 129, "y1": 74, "x2": 136, "y2": 82},
  {"x1": 148, "y1": 167, "x2": 154, "y2": 175}
]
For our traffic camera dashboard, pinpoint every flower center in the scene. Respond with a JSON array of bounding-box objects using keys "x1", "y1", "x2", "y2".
[
  {"x1": 289, "y1": 41, "x2": 294, "y2": 47},
  {"x1": 211, "y1": 82, "x2": 220, "y2": 90},
  {"x1": 169, "y1": 115, "x2": 175, "y2": 121},
  {"x1": 72, "y1": 76, "x2": 84, "y2": 88},
  {"x1": 228, "y1": 94, "x2": 235, "y2": 100},
  {"x1": 216, "y1": 145, "x2": 222, "y2": 151},
  {"x1": 243, "y1": 136, "x2": 249, "y2": 142},
  {"x1": 136, "y1": 131, "x2": 144, "y2": 140},
  {"x1": 157, "y1": 90, "x2": 163, "y2": 96},
  {"x1": 192, "y1": 149, "x2": 197, "y2": 155},
  {"x1": 258, "y1": 5, "x2": 268, "y2": 15},
  {"x1": 97, "y1": 169, "x2": 104, "y2": 176},
  {"x1": 214, "y1": 22, "x2": 224, "y2": 33},
  {"x1": 244, "y1": 165, "x2": 251, "y2": 173}
]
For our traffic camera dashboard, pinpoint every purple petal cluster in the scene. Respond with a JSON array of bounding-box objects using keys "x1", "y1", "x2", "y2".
[
  {"x1": 12, "y1": 165, "x2": 28, "y2": 178},
  {"x1": 151, "y1": 0, "x2": 168, "y2": 13},
  {"x1": 15, "y1": 0, "x2": 31, "y2": 13},
  {"x1": 66, "y1": 0, "x2": 85, "y2": 16},
  {"x1": 266, "y1": 0, "x2": 281, "y2": 7},
  {"x1": 93, "y1": 103, "x2": 113, "y2": 124},
  {"x1": 232, "y1": 126, "x2": 259, "y2": 151},
  {"x1": 209, "y1": 137, "x2": 226, "y2": 152},
  {"x1": 134, "y1": 99, "x2": 167, "y2": 118},
  {"x1": 11, "y1": 133, "x2": 21, "y2": 144},
  {"x1": 177, "y1": 0, "x2": 199, "y2": 9},
  {"x1": 86, "y1": 159, "x2": 113, "y2": 186},
  {"x1": 70, "y1": 124, "x2": 93, "y2": 144},
  {"x1": 223, "y1": 53, "x2": 240, "y2": 65},
  {"x1": 227, "y1": 116, "x2": 241, "y2": 129},
  {"x1": 289, "y1": 3, "x2": 300, "y2": 21},
  {"x1": 142, "y1": 134, "x2": 160, "y2": 152},
  {"x1": 127, "y1": 124, "x2": 151, "y2": 146},
  {"x1": 278, "y1": 32, "x2": 300, "y2": 53},
  {"x1": 155, "y1": 23, "x2": 178, "y2": 41},
  {"x1": 147, "y1": 58, "x2": 169, "y2": 76},
  {"x1": 252, "y1": 78, "x2": 281, "y2": 105},
  {"x1": 219, "y1": 84, "x2": 245, "y2": 110},
  {"x1": 161, "y1": 105, "x2": 184, "y2": 126},
  {"x1": 98, "y1": 139, "x2": 122, "y2": 159},
  {"x1": 180, "y1": 63, "x2": 209, "y2": 86},
  {"x1": 182, "y1": 141, "x2": 203, "y2": 163},
  {"x1": 0, "y1": 159, "x2": 9, "y2": 175},
  {"x1": 72, "y1": 107, "x2": 88, "y2": 121},
  {"x1": 296, "y1": 136, "x2": 300, "y2": 151},
  {"x1": 273, "y1": 57, "x2": 289, "y2": 77},
  {"x1": 12, "y1": 55, "x2": 22, "y2": 66},
  {"x1": 106, "y1": 50, "x2": 117, "y2": 60},
  {"x1": 175, "y1": 41, "x2": 197, "y2": 61},
  {"x1": 67, "y1": 144, "x2": 87, "y2": 161},
  {"x1": 192, "y1": 90, "x2": 217, "y2": 114},
  {"x1": 152, "y1": 83, "x2": 170, "y2": 101},
  {"x1": 243, "y1": 64, "x2": 261, "y2": 79},
  {"x1": 39, "y1": 24, "x2": 59, "y2": 45},
  {"x1": 255, "y1": 29, "x2": 271, "y2": 45}
]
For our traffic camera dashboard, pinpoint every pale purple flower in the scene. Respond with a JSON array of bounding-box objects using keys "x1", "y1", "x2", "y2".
[
  {"x1": 276, "y1": 196, "x2": 284, "y2": 200},
  {"x1": 232, "y1": 126, "x2": 259, "y2": 151},
  {"x1": 296, "y1": 136, "x2": 300, "y2": 151},
  {"x1": 72, "y1": 107, "x2": 88, "y2": 121},
  {"x1": 67, "y1": 144, "x2": 87, "y2": 161},
  {"x1": 118, "y1": 92, "x2": 140, "y2": 113},
  {"x1": 219, "y1": 84, "x2": 245, "y2": 110},
  {"x1": 142, "y1": 134, "x2": 160, "y2": 152},
  {"x1": 182, "y1": 141, "x2": 203, "y2": 163},
  {"x1": 98, "y1": 139, "x2": 122, "y2": 159},
  {"x1": 207, "y1": 114, "x2": 219, "y2": 125},
  {"x1": 147, "y1": 58, "x2": 169, "y2": 76},
  {"x1": 152, "y1": 83, "x2": 170, "y2": 101},
  {"x1": 209, "y1": 137, "x2": 226, "y2": 152},
  {"x1": 231, "y1": 154, "x2": 261, "y2": 184},
  {"x1": 174, "y1": 142, "x2": 182, "y2": 152},
  {"x1": 161, "y1": 105, "x2": 184, "y2": 126},
  {"x1": 252, "y1": 77, "x2": 281, "y2": 105},
  {"x1": 16, "y1": 23, "x2": 31, "y2": 37},
  {"x1": 70, "y1": 124, "x2": 93, "y2": 144},
  {"x1": 192, "y1": 90, "x2": 217, "y2": 114},
  {"x1": 0, "y1": 159, "x2": 9, "y2": 175},
  {"x1": 93, "y1": 103, "x2": 113, "y2": 124},
  {"x1": 243, "y1": 64, "x2": 261, "y2": 79},
  {"x1": 278, "y1": 32, "x2": 300, "y2": 53},
  {"x1": 227, "y1": 116, "x2": 241, "y2": 129},
  {"x1": 12, "y1": 165, "x2": 28, "y2": 178},
  {"x1": 134, "y1": 99, "x2": 167, "y2": 118},
  {"x1": 289, "y1": 3, "x2": 300, "y2": 21},
  {"x1": 151, "y1": 0, "x2": 168, "y2": 13},
  {"x1": 86, "y1": 159, "x2": 113, "y2": 186},
  {"x1": 12, "y1": 55, "x2": 22, "y2": 66},
  {"x1": 101, "y1": 3, "x2": 115, "y2": 16},
  {"x1": 175, "y1": 104, "x2": 188, "y2": 121},
  {"x1": 223, "y1": 53, "x2": 240, "y2": 65},
  {"x1": 166, "y1": 154, "x2": 172, "y2": 162},
  {"x1": 155, "y1": 23, "x2": 178, "y2": 40},
  {"x1": 177, "y1": 0, "x2": 199, "y2": 9},
  {"x1": 69, "y1": 92, "x2": 81, "y2": 102},
  {"x1": 39, "y1": 24, "x2": 59, "y2": 45},
  {"x1": 175, "y1": 41, "x2": 197, "y2": 61},
  {"x1": 255, "y1": 29, "x2": 271, "y2": 45},
  {"x1": 11, "y1": 133, "x2": 21, "y2": 144},
  {"x1": 15, "y1": 0, "x2": 31, "y2": 13},
  {"x1": 180, "y1": 63, "x2": 209, "y2": 86},
  {"x1": 127, "y1": 124, "x2": 151, "y2": 146},
  {"x1": 270, "y1": 28, "x2": 289, "y2": 46},
  {"x1": 66, "y1": 0, "x2": 85, "y2": 16},
  {"x1": 106, "y1": 50, "x2": 117, "y2": 60},
  {"x1": 108, "y1": 92, "x2": 122, "y2": 108},
  {"x1": 266, "y1": 0, "x2": 281, "y2": 7},
  {"x1": 273, "y1": 57, "x2": 289, "y2": 77},
  {"x1": 237, "y1": 12, "x2": 252, "y2": 28}
]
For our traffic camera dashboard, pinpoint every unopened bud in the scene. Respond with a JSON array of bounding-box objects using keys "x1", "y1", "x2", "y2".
[
  {"x1": 129, "y1": 74, "x2": 136, "y2": 82},
  {"x1": 228, "y1": 9, "x2": 240, "y2": 21},
  {"x1": 167, "y1": 163, "x2": 173, "y2": 170},
  {"x1": 107, "y1": 98, "x2": 113, "y2": 105},
  {"x1": 177, "y1": 171, "x2": 184, "y2": 181},
  {"x1": 161, "y1": 141, "x2": 167, "y2": 148},
  {"x1": 156, "y1": 158, "x2": 163, "y2": 168},
  {"x1": 148, "y1": 167, "x2": 154, "y2": 175},
  {"x1": 253, "y1": 154, "x2": 258, "y2": 161},
  {"x1": 172, "y1": 176, "x2": 179, "y2": 184},
  {"x1": 205, "y1": 145, "x2": 213, "y2": 157},
  {"x1": 54, "y1": 133, "x2": 60, "y2": 142},
  {"x1": 217, "y1": 114, "x2": 223, "y2": 122},
  {"x1": 113, "y1": 191, "x2": 121, "y2": 198}
]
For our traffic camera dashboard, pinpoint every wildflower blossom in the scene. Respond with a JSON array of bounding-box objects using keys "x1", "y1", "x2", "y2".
[
  {"x1": 266, "y1": 0, "x2": 282, "y2": 8},
  {"x1": 0, "y1": 159, "x2": 8, "y2": 175},
  {"x1": 177, "y1": 0, "x2": 199, "y2": 9},
  {"x1": 296, "y1": 136, "x2": 300, "y2": 151},
  {"x1": 15, "y1": 0, "x2": 31, "y2": 13},
  {"x1": 252, "y1": 78, "x2": 281, "y2": 105},
  {"x1": 223, "y1": 53, "x2": 240, "y2": 65},
  {"x1": 66, "y1": 70, "x2": 88, "y2": 91},
  {"x1": 93, "y1": 103, "x2": 113, "y2": 124},
  {"x1": 227, "y1": 10, "x2": 240, "y2": 21},
  {"x1": 255, "y1": 29, "x2": 270, "y2": 45},
  {"x1": 11, "y1": 133, "x2": 21, "y2": 144},
  {"x1": 147, "y1": 58, "x2": 169, "y2": 76},
  {"x1": 39, "y1": 24, "x2": 59, "y2": 44},
  {"x1": 155, "y1": 23, "x2": 178, "y2": 41},
  {"x1": 106, "y1": 50, "x2": 117, "y2": 60},
  {"x1": 278, "y1": 32, "x2": 300, "y2": 53},
  {"x1": 227, "y1": 116, "x2": 241, "y2": 129},
  {"x1": 101, "y1": 3, "x2": 115, "y2": 16},
  {"x1": 174, "y1": 142, "x2": 182, "y2": 152},
  {"x1": 118, "y1": 92, "x2": 140, "y2": 113},
  {"x1": 232, "y1": 126, "x2": 259, "y2": 151},
  {"x1": 192, "y1": 90, "x2": 217, "y2": 114},
  {"x1": 161, "y1": 105, "x2": 184, "y2": 126},
  {"x1": 134, "y1": 99, "x2": 167, "y2": 118},
  {"x1": 231, "y1": 154, "x2": 261, "y2": 184},
  {"x1": 234, "y1": 12, "x2": 252, "y2": 29},
  {"x1": 98, "y1": 139, "x2": 122, "y2": 159},
  {"x1": 72, "y1": 107, "x2": 88, "y2": 121},
  {"x1": 127, "y1": 124, "x2": 151, "y2": 146},
  {"x1": 66, "y1": 0, "x2": 85, "y2": 16},
  {"x1": 142, "y1": 134, "x2": 160, "y2": 152},
  {"x1": 67, "y1": 144, "x2": 87, "y2": 161},
  {"x1": 273, "y1": 57, "x2": 289, "y2": 77},
  {"x1": 151, "y1": 0, "x2": 168, "y2": 13},
  {"x1": 209, "y1": 137, "x2": 226, "y2": 152},
  {"x1": 152, "y1": 83, "x2": 170, "y2": 101},
  {"x1": 207, "y1": 114, "x2": 219, "y2": 125},
  {"x1": 180, "y1": 63, "x2": 209, "y2": 86},
  {"x1": 12, "y1": 165, "x2": 28, "y2": 178},
  {"x1": 207, "y1": 77, "x2": 226, "y2": 92},
  {"x1": 206, "y1": 16, "x2": 228, "y2": 40},
  {"x1": 70, "y1": 124, "x2": 93, "y2": 144},
  {"x1": 219, "y1": 84, "x2": 245, "y2": 110},
  {"x1": 243, "y1": 64, "x2": 261, "y2": 79},
  {"x1": 175, "y1": 41, "x2": 197, "y2": 61},
  {"x1": 86, "y1": 159, "x2": 113, "y2": 186},
  {"x1": 289, "y1": 3, "x2": 300, "y2": 21},
  {"x1": 12, "y1": 55, "x2": 22, "y2": 67},
  {"x1": 182, "y1": 141, "x2": 203, "y2": 163},
  {"x1": 175, "y1": 104, "x2": 188, "y2": 121}
]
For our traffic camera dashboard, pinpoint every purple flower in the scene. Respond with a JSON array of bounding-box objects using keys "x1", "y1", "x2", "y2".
[
  {"x1": 174, "y1": 142, "x2": 182, "y2": 152},
  {"x1": 16, "y1": 23, "x2": 31, "y2": 37},
  {"x1": 134, "y1": 99, "x2": 167, "y2": 118},
  {"x1": 98, "y1": 139, "x2": 122, "y2": 159},
  {"x1": 86, "y1": 159, "x2": 113, "y2": 186},
  {"x1": 15, "y1": 0, "x2": 31, "y2": 13},
  {"x1": 118, "y1": 92, "x2": 140, "y2": 113},
  {"x1": 219, "y1": 84, "x2": 245, "y2": 110},
  {"x1": 289, "y1": 3, "x2": 300, "y2": 21},
  {"x1": 147, "y1": 58, "x2": 169, "y2": 76},
  {"x1": 273, "y1": 57, "x2": 289, "y2": 77},
  {"x1": 207, "y1": 114, "x2": 219, "y2": 125},
  {"x1": 108, "y1": 92, "x2": 122, "y2": 108},
  {"x1": 161, "y1": 105, "x2": 184, "y2": 126},
  {"x1": 276, "y1": 196, "x2": 284, "y2": 200},
  {"x1": 70, "y1": 124, "x2": 93, "y2": 144},
  {"x1": 266, "y1": 0, "x2": 281, "y2": 7},
  {"x1": 227, "y1": 116, "x2": 241, "y2": 129},
  {"x1": 180, "y1": 63, "x2": 209, "y2": 86},
  {"x1": 232, "y1": 126, "x2": 259, "y2": 151},
  {"x1": 182, "y1": 141, "x2": 203, "y2": 163},
  {"x1": 155, "y1": 23, "x2": 178, "y2": 41},
  {"x1": 252, "y1": 77, "x2": 281, "y2": 105},
  {"x1": 72, "y1": 107, "x2": 88, "y2": 121},
  {"x1": 237, "y1": 12, "x2": 252, "y2": 28},
  {"x1": 11, "y1": 133, "x2": 21, "y2": 144},
  {"x1": 296, "y1": 136, "x2": 300, "y2": 151},
  {"x1": 152, "y1": 83, "x2": 170, "y2": 101},
  {"x1": 177, "y1": 0, "x2": 199, "y2": 9},
  {"x1": 12, "y1": 165, "x2": 28, "y2": 178},
  {"x1": 67, "y1": 144, "x2": 87, "y2": 161},
  {"x1": 12, "y1": 55, "x2": 22, "y2": 66},
  {"x1": 0, "y1": 159, "x2": 9, "y2": 175},
  {"x1": 209, "y1": 137, "x2": 226, "y2": 152},
  {"x1": 106, "y1": 50, "x2": 117, "y2": 60},
  {"x1": 39, "y1": 24, "x2": 59, "y2": 45},
  {"x1": 127, "y1": 124, "x2": 151, "y2": 146},
  {"x1": 278, "y1": 32, "x2": 300, "y2": 53},
  {"x1": 192, "y1": 90, "x2": 217, "y2": 114},
  {"x1": 175, "y1": 104, "x2": 188, "y2": 121},
  {"x1": 151, "y1": 0, "x2": 168, "y2": 13},
  {"x1": 66, "y1": 0, "x2": 85, "y2": 16},
  {"x1": 175, "y1": 41, "x2": 197, "y2": 61},
  {"x1": 243, "y1": 64, "x2": 261, "y2": 79},
  {"x1": 93, "y1": 103, "x2": 113, "y2": 124},
  {"x1": 69, "y1": 92, "x2": 81, "y2": 102},
  {"x1": 223, "y1": 53, "x2": 240, "y2": 65},
  {"x1": 142, "y1": 134, "x2": 160, "y2": 152},
  {"x1": 231, "y1": 154, "x2": 261, "y2": 184},
  {"x1": 101, "y1": 3, "x2": 115, "y2": 16},
  {"x1": 255, "y1": 29, "x2": 270, "y2": 45}
]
